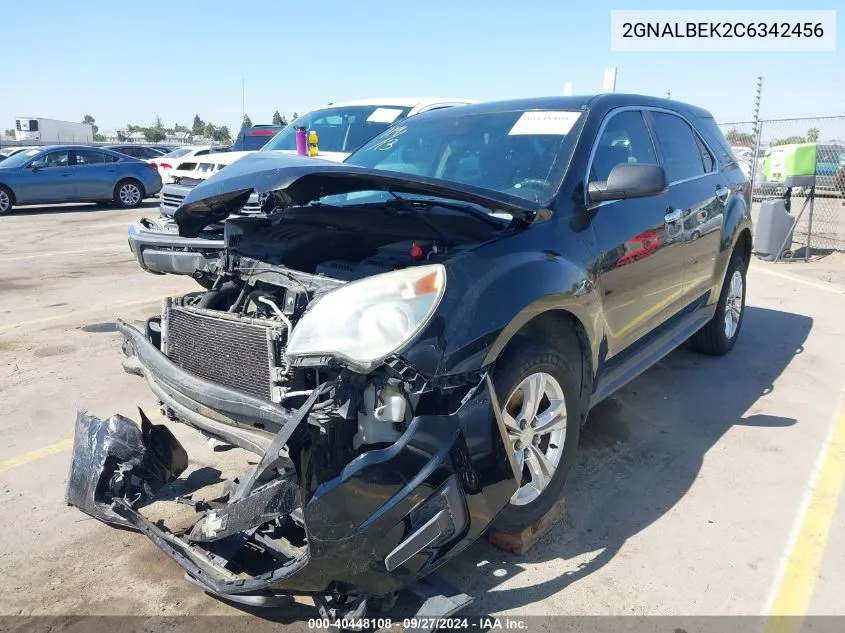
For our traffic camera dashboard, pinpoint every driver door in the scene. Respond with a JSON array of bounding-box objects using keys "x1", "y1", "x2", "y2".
[
  {"x1": 21, "y1": 150, "x2": 76, "y2": 203},
  {"x1": 587, "y1": 109, "x2": 687, "y2": 357}
]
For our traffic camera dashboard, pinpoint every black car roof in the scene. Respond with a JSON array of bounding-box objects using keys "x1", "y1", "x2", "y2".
[{"x1": 410, "y1": 94, "x2": 714, "y2": 120}]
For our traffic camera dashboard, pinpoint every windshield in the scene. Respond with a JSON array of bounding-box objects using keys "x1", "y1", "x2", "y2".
[
  {"x1": 162, "y1": 147, "x2": 191, "y2": 159},
  {"x1": 0, "y1": 148, "x2": 41, "y2": 169},
  {"x1": 261, "y1": 105, "x2": 412, "y2": 154},
  {"x1": 342, "y1": 109, "x2": 583, "y2": 202},
  {"x1": 236, "y1": 134, "x2": 276, "y2": 151}
]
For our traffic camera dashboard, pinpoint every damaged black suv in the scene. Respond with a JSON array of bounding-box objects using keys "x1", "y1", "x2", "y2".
[{"x1": 67, "y1": 95, "x2": 752, "y2": 615}]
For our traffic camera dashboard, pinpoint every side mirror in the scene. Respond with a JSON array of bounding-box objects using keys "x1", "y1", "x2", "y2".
[
  {"x1": 588, "y1": 163, "x2": 668, "y2": 204},
  {"x1": 30, "y1": 163, "x2": 42, "y2": 171}
]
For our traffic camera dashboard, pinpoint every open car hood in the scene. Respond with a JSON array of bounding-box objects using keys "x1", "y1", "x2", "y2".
[{"x1": 174, "y1": 151, "x2": 544, "y2": 237}]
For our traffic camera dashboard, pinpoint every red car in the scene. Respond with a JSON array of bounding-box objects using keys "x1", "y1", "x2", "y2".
[{"x1": 617, "y1": 230, "x2": 660, "y2": 266}]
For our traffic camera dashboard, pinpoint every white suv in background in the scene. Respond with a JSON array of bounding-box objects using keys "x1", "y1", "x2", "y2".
[{"x1": 128, "y1": 97, "x2": 476, "y2": 287}]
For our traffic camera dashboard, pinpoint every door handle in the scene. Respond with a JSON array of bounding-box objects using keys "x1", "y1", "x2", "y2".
[
  {"x1": 715, "y1": 185, "x2": 730, "y2": 201},
  {"x1": 664, "y1": 208, "x2": 682, "y2": 224}
]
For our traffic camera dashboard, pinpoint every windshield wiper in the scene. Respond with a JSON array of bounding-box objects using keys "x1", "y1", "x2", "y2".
[
  {"x1": 387, "y1": 196, "x2": 511, "y2": 228},
  {"x1": 383, "y1": 189, "x2": 455, "y2": 244}
]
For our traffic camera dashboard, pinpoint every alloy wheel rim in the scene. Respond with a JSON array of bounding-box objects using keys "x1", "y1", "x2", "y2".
[
  {"x1": 120, "y1": 184, "x2": 140, "y2": 206},
  {"x1": 502, "y1": 371, "x2": 567, "y2": 506},
  {"x1": 0, "y1": 191, "x2": 9, "y2": 212},
  {"x1": 724, "y1": 270, "x2": 744, "y2": 339}
]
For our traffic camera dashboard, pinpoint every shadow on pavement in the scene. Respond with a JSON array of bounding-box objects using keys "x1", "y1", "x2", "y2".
[
  {"x1": 6, "y1": 200, "x2": 158, "y2": 216},
  {"x1": 198, "y1": 306, "x2": 811, "y2": 622},
  {"x1": 434, "y1": 305, "x2": 812, "y2": 615}
]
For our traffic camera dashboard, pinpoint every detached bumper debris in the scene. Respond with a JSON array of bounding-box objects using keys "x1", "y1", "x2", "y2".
[
  {"x1": 66, "y1": 410, "x2": 188, "y2": 528},
  {"x1": 64, "y1": 373, "x2": 519, "y2": 615}
]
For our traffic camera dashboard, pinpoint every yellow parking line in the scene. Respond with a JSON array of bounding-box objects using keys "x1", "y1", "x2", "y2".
[
  {"x1": 0, "y1": 295, "x2": 167, "y2": 331},
  {"x1": 0, "y1": 245, "x2": 124, "y2": 263},
  {"x1": 764, "y1": 390, "x2": 845, "y2": 632},
  {"x1": 751, "y1": 263, "x2": 845, "y2": 295},
  {"x1": 0, "y1": 439, "x2": 74, "y2": 474}
]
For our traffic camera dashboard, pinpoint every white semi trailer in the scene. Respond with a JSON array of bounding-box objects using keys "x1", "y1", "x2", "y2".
[{"x1": 14, "y1": 117, "x2": 94, "y2": 144}]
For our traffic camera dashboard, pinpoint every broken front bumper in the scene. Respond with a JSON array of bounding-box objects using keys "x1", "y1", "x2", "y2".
[
  {"x1": 127, "y1": 217, "x2": 224, "y2": 277},
  {"x1": 66, "y1": 326, "x2": 520, "y2": 600}
]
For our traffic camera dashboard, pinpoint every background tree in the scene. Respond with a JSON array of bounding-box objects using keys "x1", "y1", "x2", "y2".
[
  {"x1": 241, "y1": 114, "x2": 253, "y2": 130},
  {"x1": 154, "y1": 115, "x2": 164, "y2": 132},
  {"x1": 725, "y1": 129, "x2": 753, "y2": 147},
  {"x1": 272, "y1": 110, "x2": 283, "y2": 125},
  {"x1": 3, "y1": 129, "x2": 14, "y2": 137},
  {"x1": 771, "y1": 135, "x2": 807, "y2": 146},
  {"x1": 204, "y1": 122, "x2": 217, "y2": 138},
  {"x1": 192, "y1": 114, "x2": 205, "y2": 136},
  {"x1": 143, "y1": 127, "x2": 166, "y2": 143},
  {"x1": 807, "y1": 127, "x2": 820, "y2": 142},
  {"x1": 81, "y1": 114, "x2": 100, "y2": 140},
  {"x1": 291, "y1": 112, "x2": 299, "y2": 121},
  {"x1": 212, "y1": 126, "x2": 231, "y2": 143}
]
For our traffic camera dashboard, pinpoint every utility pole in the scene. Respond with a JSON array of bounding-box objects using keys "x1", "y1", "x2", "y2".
[
  {"x1": 242, "y1": 78, "x2": 245, "y2": 123},
  {"x1": 666, "y1": 90, "x2": 671, "y2": 99},
  {"x1": 602, "y1": 67, "x2": 617, "y2": 93}
]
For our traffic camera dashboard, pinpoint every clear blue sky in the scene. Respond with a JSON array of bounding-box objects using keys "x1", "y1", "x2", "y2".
[{"x1": 3, "y1": 0, "x2": 842, "y2": 133}]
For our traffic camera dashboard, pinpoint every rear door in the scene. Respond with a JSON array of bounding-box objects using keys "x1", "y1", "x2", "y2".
[
  {"x1": 646, "y1": 111, "x2": 724, "y2": 304},
  {"x1": 72, "y1": 149, "x2": 120, "y2": 199},
  {"x1": 588, "y1": 109, "x2": 687, "y2": 357}
]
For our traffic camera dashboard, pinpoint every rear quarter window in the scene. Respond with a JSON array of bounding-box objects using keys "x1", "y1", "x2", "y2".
[{"x1": 694, "y1": 116, "x2": 738, "y2": 168}]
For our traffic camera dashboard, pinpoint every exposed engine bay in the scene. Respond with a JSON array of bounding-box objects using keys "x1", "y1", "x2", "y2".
[{"x1": 66, "y1": 194, "x2": 521, "y2": 617}]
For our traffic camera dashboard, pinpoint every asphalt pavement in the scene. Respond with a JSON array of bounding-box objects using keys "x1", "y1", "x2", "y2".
[{"x1": 0, "y1": 199, "x2": 843, "y2": 629}]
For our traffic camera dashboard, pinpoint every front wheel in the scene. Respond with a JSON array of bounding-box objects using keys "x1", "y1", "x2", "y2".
[
  {"x1": 114, "y1": 179, "x2": 144, "y2": 209},
  {"x1": 491, "y1": 339, "x2": 581, "y2": 533},
  {"x1": 689, "y1": 252, "x2": 746, "y2": 355}
]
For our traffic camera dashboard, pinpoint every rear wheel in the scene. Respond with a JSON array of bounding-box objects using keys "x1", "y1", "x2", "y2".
[
  {"x1": 0, "y1": 186, "x2": 13, "y2": 215},
  {"x1": 114, "y1": 179, "x2": 144, "y2": 209},
  {"x1": 689, "y1": 251, "x2": 746, "y2": 355},
  {"x1": 491, "y1": 339, "x2": 581, "y2": 533}
]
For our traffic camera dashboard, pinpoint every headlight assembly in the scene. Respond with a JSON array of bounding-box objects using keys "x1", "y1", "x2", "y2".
[{"x1": 285, "y1": 264, "x2": 446, "y2": 372}]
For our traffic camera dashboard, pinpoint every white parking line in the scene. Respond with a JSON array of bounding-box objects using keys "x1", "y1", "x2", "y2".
[
  {"x1": 763, "y1": 386, "x2": 845, "y2": 631},
  {"x1": 751, "y1": 263, "x2": 845, "y2": 295}
]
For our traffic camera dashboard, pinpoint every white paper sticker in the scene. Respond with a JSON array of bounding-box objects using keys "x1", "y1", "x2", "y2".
[
  {"x1": 508, "y1": 111, "x2": 581, "y2": 136},
  {"x1": 367, "y1": 108, "x2": 404, "y2": 124}
]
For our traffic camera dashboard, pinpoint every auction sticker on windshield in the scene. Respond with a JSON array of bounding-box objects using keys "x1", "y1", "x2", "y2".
[
  {"x1": 367, "y1": 108, "x2": 404, "y2": 123},
  {"x1": 509, "y1": 111, "x2": 581, "y2": 136}
]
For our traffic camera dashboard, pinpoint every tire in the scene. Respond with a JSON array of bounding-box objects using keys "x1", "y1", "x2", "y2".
[
  {"x1": 689, "y1": 251, "x2": 747, "y2": 356},
  {"x1": 114, "y1": 179, "x2": 144, "y2": 209},
  {"x1": 690, "y1": 230, "x2": 701, "y2": 241},
  {"x1": 490, "y1": 338, "x2": 581, "y2": 533},
  {"x1": 0, "y1": 185, "x2": 13, "y2": 215}
]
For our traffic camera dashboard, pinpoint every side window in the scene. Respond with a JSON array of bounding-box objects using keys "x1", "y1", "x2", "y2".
[
  {"x1": 31, "y1": 151, "x2": 70, "y2": 168},
  {"x1": 590, "y1": 110, "x2": 657, "y2": 182},
  {"x1": 695, "y1": 134, "x2": 715, "y2": 173},
  {"x1": 195, "y1": 149, "x2": 209, "y2": 156},
  {"x1": 75, "y1": 150, "x2": 114, "y2": 165},
  {"x1": 650, "y1": 112, "x2": 707, "y2": 182}
]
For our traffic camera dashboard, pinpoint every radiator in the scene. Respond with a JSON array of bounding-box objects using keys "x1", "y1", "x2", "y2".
[{"x1": 164, "y1": 305, "x2": 276, "y2": 400}]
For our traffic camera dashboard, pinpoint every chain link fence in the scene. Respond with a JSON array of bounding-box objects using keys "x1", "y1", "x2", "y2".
[{"x1": 718, "y1": 116, "x2": 845, "y2": 254}]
